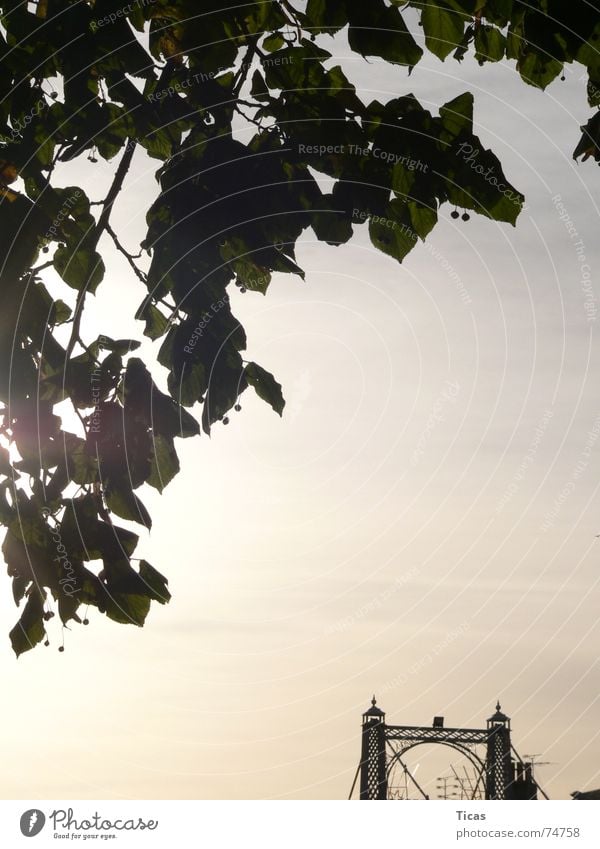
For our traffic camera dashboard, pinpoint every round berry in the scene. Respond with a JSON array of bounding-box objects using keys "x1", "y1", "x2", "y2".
[
  {"x1": 58, "y1": 645, "x2": 64, "y2": 652},
  {"x1": 222, "y1": 416, "x2": 229, "y2": 425},
  {"x1": 451, "y1": 210, "x2": 459, "y2": 219},
  {"x1": 462, "y1": 212, "x2": 470, "y2": 221},
  {"x1": 83, "y1": 618, "x2": 89, "y2": 626},
  {"x1": 44, "y1": 640, "x2": 49, "y2": 647},
  {"x1": 234, "y1": 404, "x2": 241, "y2": 412}
]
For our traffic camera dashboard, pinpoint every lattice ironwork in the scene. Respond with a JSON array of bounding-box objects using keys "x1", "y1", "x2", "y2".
[
  {"x1": 354, "y1": 698, "x2": 540, "y2": 801},
  {"x1": 359, "y1": 697, "x2": 387, "y2": 799},
  {"x1": 366, "y1": 726, "x2": 382, "y2": 797},
  {"x1": 385, "y1": 726, "x2": 489, "y2": 745},
  {"x1": 486, "y1": 725, "x2": 512, "y2": 799}
]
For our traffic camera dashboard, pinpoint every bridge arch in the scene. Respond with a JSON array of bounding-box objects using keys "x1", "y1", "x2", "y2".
[{"x1": 386, "y1": 740, "x2": 486, "y2": 799}]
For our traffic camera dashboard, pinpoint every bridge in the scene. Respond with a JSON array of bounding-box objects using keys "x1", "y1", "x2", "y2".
[{"x1": 349, "y1": 698, "x2": 549, "y2": 800}]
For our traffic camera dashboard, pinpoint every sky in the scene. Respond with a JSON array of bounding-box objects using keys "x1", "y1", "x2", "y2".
[{"x1": 1, "y1": 21, "x2": 600, "y2": 801}]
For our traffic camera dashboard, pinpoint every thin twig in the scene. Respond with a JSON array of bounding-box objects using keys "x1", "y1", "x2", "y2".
[
  {"x1": 106, "y1": 222, "x2": 147, "y2": 284},
  {"x1": 31, "y1": 260, "x2": 54, "y2": 273},
  {"x1": 233, "y1": 34, "x2": 260, "y2": 97},
  {"x1": 65, "y1": 139, "x2": 137, "y2": 361},
  {"x1": 235, "y1": 103, "x2": 263, "y2": 128}
]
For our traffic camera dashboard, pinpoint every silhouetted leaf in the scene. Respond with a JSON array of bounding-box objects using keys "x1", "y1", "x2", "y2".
[
  {"x1": 9, "y1": 590, "x2": 45, "y2": 657},
  {"x1": 244, "y1": 363, "x2": 285, "y2": 416},
  {"x1": 53, "y1": 246, "x2": 105, "y2": 292},
  {"x1": 139, "y1": 560, "x2": 171, "y2": 604},
  {"x1": 421, "y1": 2, "x2": 467, "y2": 61}
]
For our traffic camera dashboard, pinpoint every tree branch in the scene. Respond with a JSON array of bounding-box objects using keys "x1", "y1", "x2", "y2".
[
  {"x1": 65, "y1": 140, "x2": 137, "y2": 361},
  {"x1": 233, "y1": 35, "x2": 260, "y2": 97},
  {"x1": 106, "y1": 222, "x2": 147, "y2": 284}
]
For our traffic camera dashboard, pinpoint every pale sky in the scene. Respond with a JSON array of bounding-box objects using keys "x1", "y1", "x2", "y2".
[{"x1": 1, "y1": 26, "x2": 600, "y2": 801}]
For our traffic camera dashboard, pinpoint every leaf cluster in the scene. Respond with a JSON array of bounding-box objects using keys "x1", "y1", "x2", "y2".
[{"x1": 0, "y1": 0, "x2": 595, "y2": 654}]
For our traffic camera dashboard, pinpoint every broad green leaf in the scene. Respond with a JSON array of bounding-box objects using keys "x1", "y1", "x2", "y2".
[
  {"x1": 53, "y1": 246, "x2": 105, "y2": 293},
  {"x1": 263, "y1": 33, "x2": 285, "y2": 52},
  {"x1": 482, "y1": 0, "x2": 514, "y2": 28},
  {"x1": 147, "y1": 435, "x2": 180, "y2": 493},
  {"x1": 220, "y1": 238, "x2": 272, "y2": 293},
  {"x1": 474, "y1": 25, "x2": 506, "y2": 63},
  {"x1": 439, "y1": 91, "x2": 474, "y2": 137},
  {"x1": 407, "y1": 200, "x2": 438, "y2": 239},
  {"x1": 168, "y1": 360, "x2": 206, "y2": 408},
  {"x1": 577, "y1": 24, "x2": 600, "y2": 81},
  {"x1": 105, "y1": 482, "x2": 152, "y2": 529},
  {"x1": 97, "y1": 337, "x2": 141, "y2": 355},
  {"x1": 447, "y1": 141, "x2": 524, "y2": 224},
  {"x1": 9, "y1": 590, "x2": 45, "y2": 657},
  {"x1": 244, "y1": 362, "x2": 285, "y2": 416},
  {"x1": 392, "y1": 163, "x2": 416, "y2": 200},
  {"x1": 518, "y1": 52, "x2": 563, "y2": 89},
  {"x1": 368, "y1": 199, "x2": 420, "y2": 263},
  {"x1": 311, "y1": 209, "x2": 353, "y2": 245},
  {"x1": 305, "y1": 0, "x2": 349, "y2": 35},
  {"x1": 104, "y1": 591, "x2": 151, "y2": 627},
  {"x1": 347, "y1": 0, "x2": 423, "y2": 67},
  {"x1": 136, "y1": 300, "x2": 170, "y2": 340},
  {"x1": 421, "y1": 3, "x2": 466, "y2": 61},
  {"x1": 50, "y1": 299, "x2": 72, "y2": 325},
  {"x1": 139, "y1": 560, "x2": 171, "y2": 604}
]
